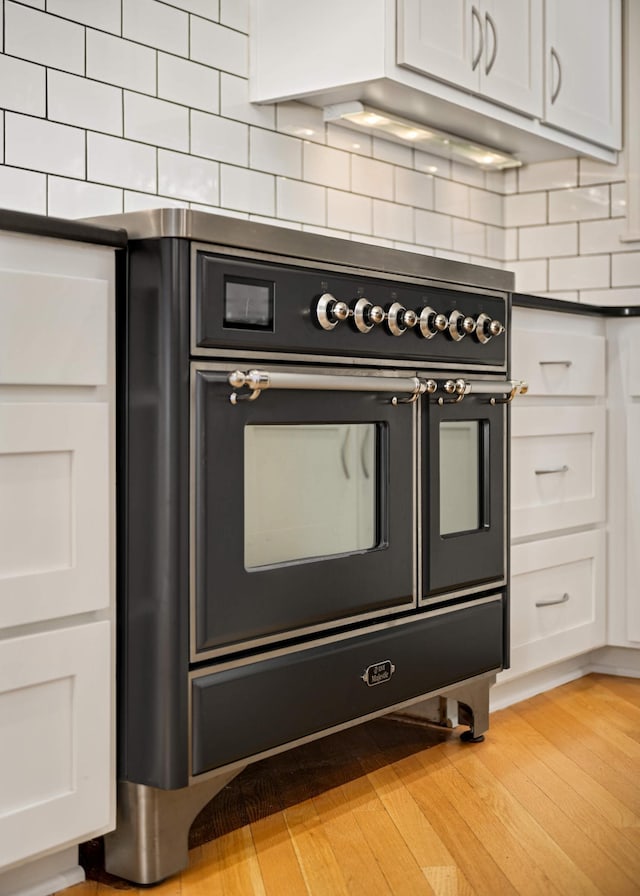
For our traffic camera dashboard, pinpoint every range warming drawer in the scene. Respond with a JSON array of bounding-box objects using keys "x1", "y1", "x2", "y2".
[{"x1": 191, "y1": 595, "x2": 504, "y2": 776}]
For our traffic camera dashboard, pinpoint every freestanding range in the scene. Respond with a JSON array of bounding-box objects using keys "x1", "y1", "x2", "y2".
[{"x1": 96, "y1": 209, "x2": 523, "y2": 884}]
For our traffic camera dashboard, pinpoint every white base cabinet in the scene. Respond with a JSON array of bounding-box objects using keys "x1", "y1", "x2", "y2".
[{"x1": 0, "y1": 228, "x2": 116, "y2": 889}]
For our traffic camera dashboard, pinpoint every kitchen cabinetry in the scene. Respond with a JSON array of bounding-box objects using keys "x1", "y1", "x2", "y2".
[
  {"x1": 0, "y1": 217, "x2": 122, "y2": 896},
  {"x1": 544, "y1": 0, "x2": 621, "y2": 150},
  {"x1": 250, "y1": 0, "x2": 621, "y2": 164},
  {"x1": 502, "y1": 307, "x2": 607, "y2": 682},
  {"x1": 397, "y1": 0, "x2": 542, "y2": 116}
]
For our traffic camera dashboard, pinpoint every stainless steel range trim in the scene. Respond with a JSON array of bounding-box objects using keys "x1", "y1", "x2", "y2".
[{"x1": 188, "y1": 360, "x2": 420, "y2": 664}]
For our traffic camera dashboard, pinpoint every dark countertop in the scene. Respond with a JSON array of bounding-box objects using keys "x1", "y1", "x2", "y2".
[
  {"x1": 0, "y1": 207, "x2": 127, "y2": 248},
  {"x1": 514, "y1": 292, "x2": 640, "y2": 318}
]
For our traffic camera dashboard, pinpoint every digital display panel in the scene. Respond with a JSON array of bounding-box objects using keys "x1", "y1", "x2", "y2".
[{"x1": 224, "y1": 277, "x2": 274, "y2": 330}]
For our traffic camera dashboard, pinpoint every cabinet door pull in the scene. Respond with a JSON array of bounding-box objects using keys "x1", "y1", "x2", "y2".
[
  {"x1": 539, "y1": 359, "x2": 573, "y2": 367},
  {"x1": 485, "y1": 12, "x2": 498, "y2": 75},
  {"x1": 534, "y1": 465, "x2": 569, "y2": 475},
  {"x1": 550, "y1": 48, "x2": 563, "y2": 104},
  {"x1": 536, "y1": 592, "x2": 570, "y2": 608},
  {"x1": 471, "y1": 6, "x2": 484, "y2": 71}
]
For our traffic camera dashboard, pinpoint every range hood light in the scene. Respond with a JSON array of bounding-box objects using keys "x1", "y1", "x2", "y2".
[{"x1": 323, "y1": 102, "x2": 522, "y2": 170}]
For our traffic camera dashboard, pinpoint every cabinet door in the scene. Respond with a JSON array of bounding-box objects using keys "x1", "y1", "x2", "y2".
[
  {"x1": 480, "y1": 0, "x2": 542, "y2": 117},
  {"x1": 0, "y1": 622, "x2": 113, "y2": 869},
  {"x1": 544, "y1": 0, "x2": 621, "y2": 149},
  {"x1": 397, "y1": 0, "x2": 479, "y2": 91}
]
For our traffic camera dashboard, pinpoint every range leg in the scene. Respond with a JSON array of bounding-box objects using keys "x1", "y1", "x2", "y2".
[{"x1": 104, "y1": 769, "x2": 244, "y2": 885}]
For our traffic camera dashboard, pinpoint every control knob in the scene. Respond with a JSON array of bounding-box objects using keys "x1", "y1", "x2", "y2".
[
  {"x1": 448, "y1": 309, "x2": 467, "y2": 341},
  {"x1": 316, "y1": 293, "x2": 350, "y2": 330},
  {"x1": 475, "y1": 312, "x2": 505, "y2": 343},
  {"x1": 388, "y1": 302, "x2": 418, "y2": 336},
  {"x1": 353, "y1": 298, "x2": 385, "y2": 333}
]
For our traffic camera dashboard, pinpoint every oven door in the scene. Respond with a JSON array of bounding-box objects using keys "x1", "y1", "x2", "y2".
[
  {"x1": 192, "y1": 364, "x2": 418, "y2": 658},
  {"x1": 422, "y1": 379, "x2": 508, "y2": 600}
]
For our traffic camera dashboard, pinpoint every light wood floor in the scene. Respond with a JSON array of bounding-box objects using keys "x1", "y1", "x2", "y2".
[{"x1": 62, "y1": 673, "x2": 640, "y2": 896}]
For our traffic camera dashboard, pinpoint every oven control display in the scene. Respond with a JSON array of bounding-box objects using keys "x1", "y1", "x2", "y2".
[{"x1": 223, "y1": 276, "x2": 274, "y2": 330}]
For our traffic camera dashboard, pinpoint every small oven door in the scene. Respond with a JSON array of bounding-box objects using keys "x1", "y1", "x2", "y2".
[
  {"x1": 422, "y1": 380, "x2": 507, "y2": 600},
  {"x1": 192, "y1": 364, "x2": 418, "y2": 658}
]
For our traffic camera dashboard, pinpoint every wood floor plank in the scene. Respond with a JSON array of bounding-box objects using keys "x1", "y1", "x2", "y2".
[
  {"x1": 590, "y1": 674, "x2": 640, "y2": 710},
  {"x1": 282, "y1": 799, "x2": 350, "y2": 895},
  {"x1": 549, "y1": 678, "x2": 640, "y2": 748},
  {"x1": 248, "y1": 811, "x2": 308, "y2": 896}
]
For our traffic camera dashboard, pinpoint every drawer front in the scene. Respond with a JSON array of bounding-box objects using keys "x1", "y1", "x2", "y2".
[
  {"x1": 0, "y1": 622, "x2": 113, "y2": 869},
  {"x1": 512, "y1": 328, "x2": 605, "y2": 396},
  {"x1": 191, "y1": 597, "x2": 504, "y2": 776},
  {"x1": 511, "y1": 406, "x2": 605, "y2": 539},
  {"x1": 506, "y1": 531, "x2": 605, "y2": 679},
  {"x1": 0, "y1": 403, "x2": 110, "y2": 629}
]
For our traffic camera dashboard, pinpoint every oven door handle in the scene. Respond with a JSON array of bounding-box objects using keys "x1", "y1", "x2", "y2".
[
  {"x1": 227, "y1": 369, "x2": 427, "y2": 404},
  {"x1": 463, "y1": 379, "x2": 529, "y2": 404}
]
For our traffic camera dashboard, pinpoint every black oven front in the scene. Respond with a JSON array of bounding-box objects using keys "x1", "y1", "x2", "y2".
[{"x1": 103, "y1": 211, "x2": 523, "y2": 885}]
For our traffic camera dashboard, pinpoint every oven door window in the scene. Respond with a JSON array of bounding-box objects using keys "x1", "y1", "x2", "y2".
[
  {"x1": 244, "y1": 423, "x2": 377, "y2": 569},
  {"x1": 439, "y1": 421, "x2": 482, "y2": 536}
]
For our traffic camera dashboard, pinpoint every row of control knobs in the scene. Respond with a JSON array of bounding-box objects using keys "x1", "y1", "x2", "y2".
[{"x1": 317, "y1": 293, "x2": 504, "y2": 342}]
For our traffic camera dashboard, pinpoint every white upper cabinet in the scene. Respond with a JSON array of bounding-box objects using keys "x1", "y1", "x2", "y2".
[
  {"x1": 397, "y1": 0, "x2": 543, "y2": 117},
  {"x1": 544, "y1": 0, "x2": 621, "y2": 149}
]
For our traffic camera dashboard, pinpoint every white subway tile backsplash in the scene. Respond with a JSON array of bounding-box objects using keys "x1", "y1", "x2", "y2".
[
  {"x1": 303, "y1": 142, "x2": 350, "y2": 190},
  {"x1": 0, "y1": 166, "x2": 46, "y2": 213},
  {"x1": 0, "y1": 56, "x2": 45, "y2": 116},
  {"x1": 611, "y1": 183, "x2": 626, "y2": 218},
  {"x1": 486, "y1": 225, "x2": 510, "y2": 262},
  {"x1": 327, "y1": 189, "x2": 371, "y2": 235},
  {"x1": 373, "y1": 199, "x2": 413, "y2": 242},
  {"x1": 191, "y1": 112, "x2": 248, "y2": 165},
  {"x1": 123, "y1": 0, "x2": 188, "y2": 55},
  {"x1": 222, "y1": 74, "x2": 274, "y2": 128},
  {"x1": 612, "y1": 252, "x2": 640, "y2": 288},
  {"x1": 302, "y1": 224, "x2": 346, "y2": 239},
  {"x1": 508, "y1": 259, "x2": 548, "y2": 293},
  {"x1": 351, "y1": 156, "x2": 393, "y2": 201},
  {"x1": 15, "y1": 0, "x2": 45, "y2": 8},
  {"x1": 277, "y1": 103, "x2": 324, "y2": 144},
  {"x1": 518, "y1": 222, "x2": 578, "y2": 259},
  {"x1": 0, "y1": 114, "x2": 3, "y2": 164},
  {"x1": 158, "y1": 54, "x2": 219, "y2": 114},
  {"x1": 486, "y1": 169, "x2": 516, "y2": 195},
  {"x1": 87, "y1": 31, "x2": 156, "y2": 94},
  {"x1": 251, "y1": 129, "x2": 301, "y2": 178},
  {"x1": 124, "y1": 191, "x2": 186, "y2": 212},
  {"x1": 579, "y1": 218, "x2": 627, "y2": 255},
  {"x1": 191, "y1": 18, "x2": 248, "y2": 77},
  {"x1": 579, "y1": 154, "x2": 626, "y2": 186},
  {"x1": 5, "y1": 113, "x2": 85, "y2": 177},
  {"x1": 581, "y1": 286, "x2": 640, "y2": 305},
  {"x1": 125, "y1": 93, "x2": 189, "y2": 152},
  {"x1": 276, "y1": 177, "x2": 325, "y2": 226},
  {"x1": 415, "y1": 209, "x2": 452, "y2": 250},
  {"x1": 452, "y1": 219, "x2": 485, "y2": 256},
  {"x1": 544, "y1": 291, "x2": 579, "y2": 302},
  {"x1": 518, "y1": 158, "x2": 578, "y2": 192},
  {"x1": 469, "y1": 187, "x2": 502, "y2": 226},
  {"x1": 394, "y1": 241, "x2": 434, "y2": 256},
  {"x1": 352, "y1": 234, "x2": 394, "y2": 249},
  {"x1": 548, "y1": 254, "x2": 609, "y2": 291},
  {"x1": 162, "y1": 0, "x2": 220, "y2": 19},
  {"x1": 504, "y1": 192, "x2": 546, "y2": 227},
  {"x1": 415, "y1": 150, "x2": 450, "y2": 179},
  {"x1": 326, "y1": 124, "x2": 371, "y2": 156},
  {"x1": 47, "y1": 0, "x2": 121, "y2": 34},
  {"x1": 548, "y1": 185, "x2": 610, "y2": 223},
  {"x1": 47, "y1": 177, "x2": 122, "y2": 218},
  {"x1": 221, "y1": 165, "x2": 274, "y2": 216},
  {"x1": 250, "y1": 214, "x2": 300, "y2": 230},
  {"x1": 220, "y1": 0, "x2": 249, "y2": 32},
  {"x1": 394, "y1": 168, "x2": 433, "y2": 210},
  {"x1": 5, "y1": 2, "x2": 84, "y2": 74},
  {"x1": 372, "y1": 137, "x2": 412, "y2": 168},
  {"x1": 434, "y1": 179, "x2": 469, "y2": 217},
  {"x1": 450, "y1": 162, "x2": 485, "y2": 188},
  {"x1": 48, "y1": 71, "x2": 122, "y2": 136},
  {"x1": 434, "y1": 249, "x2": 470, "y2": 263},
  {"x1": 88, "y1": 133, "x2": 157, "y2": 192},
  {"x1": 158, "y1": 149, "x2": 219, "y2": 204}
]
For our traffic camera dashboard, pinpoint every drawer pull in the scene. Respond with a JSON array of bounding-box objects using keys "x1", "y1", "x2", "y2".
[
  {"x1": 534, "y1": 465, "x2": 569, "y2": 475},
  {"x1": 539, "y1": 360, "x2": 573, "y2": 367},
  {"x1": 536, "y1": 592, "x2": 570, "y2": 608}
]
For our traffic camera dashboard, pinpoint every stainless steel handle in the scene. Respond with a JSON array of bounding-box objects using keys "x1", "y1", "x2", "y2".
[
  {"x1": 340, "y1": 427, "x2": 351, "y2": 479},
  {"x1": 471, "y1": 6, "x2": 484, "y2": 71},
  {"x1": 536, "y1": 592, "x2": 570, "y2": 608},
  {"x1": 539, "y1": 359, "x2": 572, "y2": 367},
  {"x1": 485, "y1": 12, "x2": 498, "y2": 75},
  {"x1": 465, "y1": 379, "x2": 527, "y2": 397},
  {"x1": 535, "y1": 465, "x2": 569, "y2": 476},
  {"x1": 550, "y1": 48, "x2": 562, "y2": 104},
  {"x1": 361, "y1": 427, "x2": 371, "y2": 480},
  {"x1": 228, "y1": 369, "x2": 425, "y2": 404}
]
